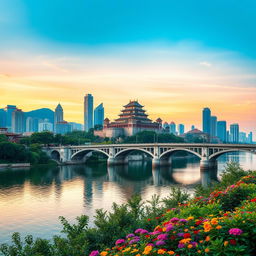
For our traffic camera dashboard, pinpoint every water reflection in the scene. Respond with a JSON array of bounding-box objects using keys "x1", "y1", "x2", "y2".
[{"x1": 0, "y1": 152, "x2": 255, "y2": 243}]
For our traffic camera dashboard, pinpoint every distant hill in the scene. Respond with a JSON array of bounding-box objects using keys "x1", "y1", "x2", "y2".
[{"x1": 25, "y1": 108, "x2": 54, "y2": 123}]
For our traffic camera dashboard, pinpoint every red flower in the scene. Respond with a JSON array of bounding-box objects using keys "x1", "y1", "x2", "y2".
[
  {"x1": 145, "y1": 235, "x2": 150, "y2": 238},
  {"x1": 147, "y1": 218, "x2": 151, "y2": 221},
  {"x1": 229, "y1": 239, "x2": 236, "y2": 245},
  {"x1": 170, "y1": 235, "x2": 176, "y2": 240},
  {"x1": 183, "y1": 233, "x2": 191, "y2": 238},
  {"x1": 193, "y1": 230, "x2": 200, "y2": 235},
  {"x1": 250, "y1": 198, "x2": 256, "y2": 202},
  {"x1": 195, "y1": 220, "x2": 203, "y2": 226}
]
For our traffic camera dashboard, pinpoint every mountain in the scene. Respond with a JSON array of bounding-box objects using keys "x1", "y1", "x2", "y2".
[{"x1": 25, "y1": 108, "x2": 54, "y2": 123}]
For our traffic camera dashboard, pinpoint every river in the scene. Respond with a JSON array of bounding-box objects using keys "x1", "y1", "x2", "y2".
[{"x1": 0, "y1": 152, "x2": 255, "y2": 244}]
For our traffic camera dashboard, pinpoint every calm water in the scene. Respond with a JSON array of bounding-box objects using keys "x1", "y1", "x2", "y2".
[{"x1": 0, "y1": 152, "x2": 255, "y2": 244}]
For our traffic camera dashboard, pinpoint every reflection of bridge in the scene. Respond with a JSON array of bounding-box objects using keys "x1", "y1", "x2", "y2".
[{"x1": 44, "y1": 143, "x2": 256, "y2": 169}]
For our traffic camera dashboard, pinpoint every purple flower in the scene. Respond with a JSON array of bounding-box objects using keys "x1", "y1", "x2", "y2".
[
  {"x1": 170, "y1": 217, "x2": 179, "y2": 223},
  {"x1": 89, "y1": 251, "x2": 99, "y2": 256},
  {"x1": 115, "y1": 239, "x2": 125, "y2": 245},
  {"x1": 229, "y1": 228, "x2": 243, "y2": 236},
  {"x1": 178, "y1": 243, "x2": 185, "y2": 248},
  {"x1": 129, "y1": 238, "x2": 140, "y2": 244},
  {"x1": 146, "y1": 243, "x2": 154, "y2": 246},
  {"x1": 177, "y1": 232, "x2": 184, "y2": 237},
  {"x1": 135, "y1": 228, "x2": 143, "y2": 233},
  {"x1": 179, "y1": 219, "x2": 188, "y2": 223},
  {"x1": 166, "y1": 225, "x2": 173, "y2": 232},
  {"x1": 126, "y1": 233, "x2": 135, "y2": 238},
  {"x1": 157, "y1": 234, "x2": 168, "y2": 240},
  {"x1": 191, "y1": 242, "x2": 198, "y2": 247},
  {"x1": 156, "y1": 240, "x2": 166, "y2": 246}
]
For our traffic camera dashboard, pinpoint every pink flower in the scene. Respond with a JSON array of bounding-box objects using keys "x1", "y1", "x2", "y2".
[
  {"x1": 229, "y1": 228, "x2": 243, "y2": 235},
  {"x1": 89, "y1": 251, "x2": 99, "y2": 256},
  {"x1": 157, "y1": 234, "x2": 168, "y2": 240},
  {"x1": 115, "y1": 239, "x2": 125, "y2": 245},
  {"x1": 170, "y1": 217, "x2": 179, "y2": 223}
]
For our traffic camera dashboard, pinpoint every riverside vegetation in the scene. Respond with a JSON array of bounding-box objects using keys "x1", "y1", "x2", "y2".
[{"x1": 0, "y1": 163, "x2": 256, "y2": 256}]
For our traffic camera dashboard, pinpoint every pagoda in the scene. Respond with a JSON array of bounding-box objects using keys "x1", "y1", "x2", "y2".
[{"x1": 98, "y1": 100, "x2": 162, "y2": 138}]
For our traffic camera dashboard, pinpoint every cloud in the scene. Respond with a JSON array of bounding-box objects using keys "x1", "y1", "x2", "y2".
[{"x1": 199, "y1": 61, "x2": 212, "y2": 67}]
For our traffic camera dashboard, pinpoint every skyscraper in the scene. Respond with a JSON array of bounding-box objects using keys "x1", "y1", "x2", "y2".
[
  {"x1": 38, "y1": 119, "x2": 54, "y2": 132},
  {"x1": 248, "y1": 132, "x2": 253, "y2": 144},
  {"x1": 94, "y1": 103, "x2": 104, "y2": 127},
  {"x1": 5, "y1": 105, "x2": 17, "y2": 131},
  {"x1": 210, "y1": 116, "x2": 217, "y2": 137},
  {"x1": 54, "y1": 104, "x2": 64, "y2": 131},
  {"x1": 169, "y1": 122, "x2": 176, "y2": 134},
  {"x1": 12, "y1": 109, "x2": 25, "y2": 133},
  {"x1": 202, "y1": 107, "x2": 211, "y2": 135},
  {"x1": 84, "y1": 94, "x2": 94, "y2": 132},
  {"x1": 26, "y1": 117, "x2": 34, "y2": 132},
  {"x1": 0, "y1": 109, "x2": 7, "y2": 128},
  {"x1": 178, "y1": 124, "x2": 185, "y2": 135},
  {"x1": 230, "y1": 123, "x2": 239, "y2": 143},
  {"x1": 217, "y1": 121, "x2": 227, "y2": 142}
]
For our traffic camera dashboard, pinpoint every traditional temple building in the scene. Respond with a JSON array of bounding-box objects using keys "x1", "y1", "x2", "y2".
[{"x1": 95, "y1": 101, "x2": 162, "y2": 138}]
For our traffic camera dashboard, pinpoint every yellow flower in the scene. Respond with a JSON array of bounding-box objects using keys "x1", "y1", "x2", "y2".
[
  {"x1": 167, "y1": 251, "x2": 175, "y2": 255},
  {"x1": 122, "y1": 247, "x2": 131, "y2": 252},
  {"x1": 179, "y1": 238, "x2": 191, "y2": 244},
  {"x1": 224, "y1": 241, "x2": 229, "y2": 246},
  {"x1": 203, "y1": 222, "x2": 212, "y2": 232},
  {"x1": 158, "y1": 249, "x2": 166, "y2": 254},
  {"x1": 205, "y1": 248, "x2": 210, "y2": 253},
  {"x1": 210, "y1": 218, "x2": 218, "y2": 225},
  {"x1": 184, "y1": 228, "x2": 189, "y2": 232},
  {"x1": 163, "y1": 227, "x2": 166, "y2": 231},
  {"x1": 190, "y1": 226, "x2": 195, "y2": 229},
  {"x1": 216, "y1": 225, "x2": 222, "y2": 229},
  {"x1": 187, "y1": 244, "x2": 193, "y2": 249},
  {"x1": 187, "y1": 216, "x2": 194, "y2": 221},
  {"x1": 143, "y1": 245, "x2": 153, "y2": 255},
  {"x1": 131, "y1": 249, "x2": 139, "y2": 253},
  {"x1": 100, "y1": 252, "x2": 108, "y2": 256},
  {"x1": 205, "y1": 236, "x2": 210, "y2": 242}
]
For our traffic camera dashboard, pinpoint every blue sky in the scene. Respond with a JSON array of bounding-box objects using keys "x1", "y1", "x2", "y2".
[{"x1": 1, "y1": 0, "x2": 256, "y2": 56}]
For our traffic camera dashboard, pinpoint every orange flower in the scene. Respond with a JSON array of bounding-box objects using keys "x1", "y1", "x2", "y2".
[
  {"x1": 205, "y1": 248, "x2": 210, "y2": 253},
  {"x1": 167, "y1": 251, "x2": 175, "y2": 255}
]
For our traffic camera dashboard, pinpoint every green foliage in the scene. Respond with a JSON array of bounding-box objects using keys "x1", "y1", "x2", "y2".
[{"x1": 0, "y1": 134, "x2": 8, "y2": 143}]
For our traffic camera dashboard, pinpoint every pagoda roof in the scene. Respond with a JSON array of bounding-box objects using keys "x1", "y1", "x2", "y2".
[{"x1": 123, "y1": 100, "x2": 144, "y2": 108}]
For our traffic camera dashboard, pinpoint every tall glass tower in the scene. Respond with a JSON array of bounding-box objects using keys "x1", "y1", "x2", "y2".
[
  {"x1": 210, "y1": 116, "x2": 217, "y2": 137},
  {"x1": 217, "y1": 121, "x2": 227, "y2": 142},
  {"x1": 230, "y1": 123, "x2": 239, "y2": 143},
  {"x1": 202, "y1": 107, "x2": 211, "y2": 135},
  {"x1": 94, "y1": 103, "x2": 104, "y2": 127},
  {"x1": 54, "y1": 104, "x2": 64, "y2": 132},
  {"x1": 84, "y1": 94, "x2": 94, "y2": 132}
]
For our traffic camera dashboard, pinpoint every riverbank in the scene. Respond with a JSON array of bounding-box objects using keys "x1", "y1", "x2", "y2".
[
  {"x1": 0, "y1": 163, "x2": 31, "y2": 170},
  {"x1": 0, "y1": 162, "x2": 256, "y2": 256}
]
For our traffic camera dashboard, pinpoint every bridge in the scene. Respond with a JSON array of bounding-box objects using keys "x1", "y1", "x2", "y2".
[{"x1": 44, "y1": 143, "x2": 256, "y2": 169}]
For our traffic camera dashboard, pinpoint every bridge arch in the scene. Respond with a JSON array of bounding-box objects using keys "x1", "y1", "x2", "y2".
[
  {"x1": 115, "y1": 148, "x2": 154, "y2": 159},
  {"x1": 209, "y1": 149, "x2": 256, "y2": 160},
  {"x1": 71, "y1": 148, "x2": 110, "y2": 161},
  {"x1": 159, "y1": 148, "x2": 202, "y2": 160},
  {"x1": 50, "y1": 150, "x2": 61, "y2": 162}
]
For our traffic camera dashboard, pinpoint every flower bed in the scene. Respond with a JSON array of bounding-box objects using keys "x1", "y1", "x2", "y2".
[{"x1": 90, "y1": 175, "x2": 256, "y2": 256}]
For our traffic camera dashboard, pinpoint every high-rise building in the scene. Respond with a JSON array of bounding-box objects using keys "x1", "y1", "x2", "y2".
[
  {"x1": 230, "y1": 123, "x2": 239, "y2": 143},
  {"x1": 202, "y1": 107, "x2": 211, "y2": 135},
  {"x1": 94, "y1": 103, "x2": 104, "y2": 127},
  {"x1": 38, "y1": 119, "x2": 54, "y2": 132},
  {"x1": 70, "y1": 122, "x2": 83, "y2": 131},
  {"x1": 54, "y1": 104, "x2": 64, "y2": 131},
  {"x1": 26, "y1": 117, "x2": 34, "y2": 132},
  {"x1": 84, "y1": 94, "x2": 94, "y2": 132},
  {"x1": 210, "y1": 116, "x2": 217, "y2": 137},
  {"x1": 239, "y1": 132, "x2": 247, "y2": 143},
  {"x1": 178, "y1": 124, "x2": 185, "y2": 135},
  {"x1": 56, "y1": 121, "x2": 72, "y2": 135},
  {"x1": 217, "y1": 121, "x2": 227, "y2": 143},
  {"x1": 12, "y1": 109, "x2": 25, "y2": 133},
  {"x1": 248, "y1": 132, "x2": 253, "y2": 144},
  {"x1": 0, "y1": 109, "x2": 7, "y2": 128},
  {"x1": 169, "y1": 122, "x2": 176, "y2": 134},
  {"x1": 5, "y1": 105, "x2": 17, "y2": 131}
]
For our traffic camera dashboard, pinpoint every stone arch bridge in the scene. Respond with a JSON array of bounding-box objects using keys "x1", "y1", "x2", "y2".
[{"x1": 44, "y1": 143, "x2": 256, "y2": 169}]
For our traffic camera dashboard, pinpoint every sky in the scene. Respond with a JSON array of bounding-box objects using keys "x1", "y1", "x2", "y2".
[{"x1": 0, "y1": 0, "x2": 256, "y2": 133}]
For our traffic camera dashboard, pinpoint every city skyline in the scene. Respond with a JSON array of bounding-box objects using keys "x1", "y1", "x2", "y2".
[{"x1": 0, "y1": 1, "x2": 256, "y2": 133}]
